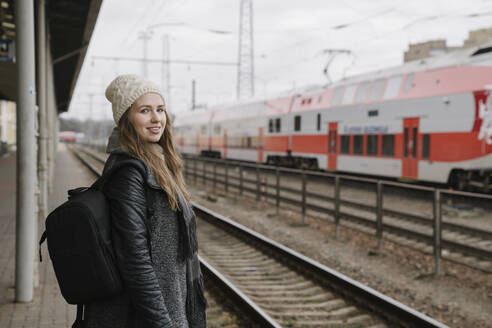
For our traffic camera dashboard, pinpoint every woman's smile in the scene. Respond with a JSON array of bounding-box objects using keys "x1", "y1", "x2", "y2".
[{"x1": 147, "y1": 126, "x2": 161, "y2": 134}]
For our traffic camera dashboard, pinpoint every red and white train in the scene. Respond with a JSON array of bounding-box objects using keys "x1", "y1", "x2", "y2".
[{"x1": 174, "y1": 45, "x2": 492, "y2": 191}]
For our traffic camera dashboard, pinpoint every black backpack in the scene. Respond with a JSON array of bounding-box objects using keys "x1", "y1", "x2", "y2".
[{"x1": 39, "y1": 158, "x2": 146, "y2": 328}]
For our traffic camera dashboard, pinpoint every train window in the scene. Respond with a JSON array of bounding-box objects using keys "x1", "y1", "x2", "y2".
[
  {"x1": 247, "y1": 137, "x2": 252, "y2": 148},
  {"x1": 331, "y1": 86, "x2": 344, "y2": 106},
  {"x1": 268, "y1": 119, "x2": 274, "y2": 133},
  {"x1": 369, "y1": 78, "x2": 386, "y2": 101},
  {"x1": 201, "y1": 125, "x2": 207, "y2": 135},
  {"x1": 383, "y1": 75, "x2": 403, "y2": 100},
  {"x1": 382, "y1": 135, "x2": 395, "y2": 156},
  {"x1": 354, "y1": 81, "x2": 371, "y2": 103},
  {"x1": 342, "y1": 84, "x2": 357, "y2": 105},
  {"x1": 367, "y1": 135, "x2": 378, "y2": 156},
  {"x1": 422, "y1": 134, "x2": 430, "y2": 159},
  {"x1": 214, "y1": 124, "x2": 221, "y2": 134},
  {"x1": 353, "y1": 135, "x2": 363, "y2": 155},
  {"x1": 275, "y1": 118, "x2": 281, "y2": 132},
  {"x1": 294, "y1": 115, "x2": 301, "y2": 131},
  {"x1": 341, "y1": 135, "x2": 350, "y2": 154},
  {"x1": 404, "y1": 73, "x2": 414, "y2": 92},
  {"x1": 368, "y1": 109, "x2": 378, "y2": 117},
  {"x1": 317, "y1": 113, "x2": 321, "y2": 131}
]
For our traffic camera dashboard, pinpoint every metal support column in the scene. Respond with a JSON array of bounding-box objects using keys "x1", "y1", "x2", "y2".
[
  {"x1": 225, "y1": 160, "x2": 229, "y2": 193},
  {"x1": 15, "y1": 0, "x2": 37, "y2": 303},
  {"x1": 256, "y1": 163, "x2": 260, "y2": 201},
  {"x1": 37, "y1": 0, "x2": 48, "y2": 229},
  {"x1": 193, "y1": 158, "x2": 197, "y2": 184},
  {"x1": 275, "y1": 168, "x2": 280, "y2": 216},
  {"x1": 301, "y1": 171, "x2": 306, "y2": 224},
  {"x1": 376, "y1": 181, "x2": 383, "y2": 251},
  {"x1": 202, "y1": 161, "x2": 206, "y2": 186},
  {"x1": 433, "y1": 189, "x2": 442, "y2": 275},
  {"x1": 334, "y1": 176, "x2": 341, "y2": 238},
  {"x1": 213, "y1": 161, "x2": 217, "y2": 193},
  {"x1": 239, "y1": 163, "x2": 243, "y2": 196},
  {"x1": 46, "y1": 39, "x2": 56, "y2": 193}
]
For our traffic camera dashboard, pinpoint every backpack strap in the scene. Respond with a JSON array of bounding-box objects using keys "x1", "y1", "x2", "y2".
[
  {"x1": 96, "y1": 156, "x2": 154, "y2": 261},
  {"x1": 39, "y1": 230, "x2": 47, "y2": 262},
  {"x1": 92, "y1": 157, "x2": 147, "y2": 191},
  {"x1": 71, "y1": 304, "x2": 84, "y2": 328}
]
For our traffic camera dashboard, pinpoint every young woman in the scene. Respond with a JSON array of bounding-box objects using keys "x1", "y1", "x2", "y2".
[{"x1": 84, "y1": 74, "x2": 207, "y2": 328}]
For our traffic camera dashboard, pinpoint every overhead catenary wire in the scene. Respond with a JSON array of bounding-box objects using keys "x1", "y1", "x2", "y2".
[{"x1": 254, "y1": 3, "x2": 492, "y2": 82}]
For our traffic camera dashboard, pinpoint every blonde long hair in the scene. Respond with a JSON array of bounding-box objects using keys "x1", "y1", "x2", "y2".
[{"x1": 118, "y1": 108, "x2": 190, "y2": 211}]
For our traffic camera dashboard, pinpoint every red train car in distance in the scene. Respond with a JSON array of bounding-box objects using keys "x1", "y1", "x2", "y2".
[
  {"x1": 174, "y1": 45, "x2": 492, "y2": 192},
  {"x1": 59, "y1": 131, "x2": 77, "y2": 143}
]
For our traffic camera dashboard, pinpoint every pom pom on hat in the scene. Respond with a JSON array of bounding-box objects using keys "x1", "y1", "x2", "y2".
[{"x1": 105, "y1": 74, "x2": 165, "y2": 125}]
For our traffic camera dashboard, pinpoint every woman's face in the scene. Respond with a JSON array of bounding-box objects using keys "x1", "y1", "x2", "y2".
[{"x1": 128, "y1": 93, "x2": 167, "y2": 143}]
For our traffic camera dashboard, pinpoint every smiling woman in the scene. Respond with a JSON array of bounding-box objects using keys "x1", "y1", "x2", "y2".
[{"x1": 82, "y1": 74, "x2": 207, "y2": 328}]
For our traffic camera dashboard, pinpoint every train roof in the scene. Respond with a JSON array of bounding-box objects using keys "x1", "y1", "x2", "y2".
[
  {"x1": 174, "y1": 43, "x2": 492, "y2": 126},
  {"x1": 330, "y1": 43, "x2": 492, "y2": 87}
]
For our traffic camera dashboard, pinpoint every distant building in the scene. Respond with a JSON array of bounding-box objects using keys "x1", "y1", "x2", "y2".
[
  {"x1": 404, "y1": 26, "x2": 492, "y2": 63},
  {"x1": 463, "y1": 27, "x2": 492, "y2": 48},
  {"x1": 0, "y1": 100, "x2": 16, "y2": 149},
  {"x1": 404, "y1": 40, "x2": 448, "y2": 63}
]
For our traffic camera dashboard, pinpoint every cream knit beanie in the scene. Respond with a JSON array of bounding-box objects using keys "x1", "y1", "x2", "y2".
[{"x1": 105, "y1": 74, "x2": 165, "y2": 125}]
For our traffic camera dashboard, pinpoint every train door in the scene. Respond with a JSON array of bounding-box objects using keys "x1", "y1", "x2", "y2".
[
  {"x1": 402, "y1": 118, "x2": 419, "y2": 179},
  {"x1": 328, "y1": 122, "x2": 338, "y2": 170}
]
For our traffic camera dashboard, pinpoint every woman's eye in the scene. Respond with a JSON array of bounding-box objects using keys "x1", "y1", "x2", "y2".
[
  {"x1": 140, "y1": 108, "x2": 149, "y2": 113},
  {"x1": 157, "y1": 108, "x2": 165, "y2": 112}
]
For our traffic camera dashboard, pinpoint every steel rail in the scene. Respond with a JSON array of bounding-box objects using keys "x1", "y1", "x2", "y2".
[
  {"x1": 199, "y1": 256, "x2": 282, "y2": 328},
  {"x1": 193, "y1": 203, "x2": 450, "y2": 328}
]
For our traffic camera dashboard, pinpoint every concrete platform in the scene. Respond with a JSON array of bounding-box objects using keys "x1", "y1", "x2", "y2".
[{"x1": 0, "y1": 143, "x2": 97, "y2": 328}]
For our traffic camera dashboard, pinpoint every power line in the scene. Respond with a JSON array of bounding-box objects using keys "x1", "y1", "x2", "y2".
[{"x1": 91, "y1": 55, "x2": 238, "y2": 67}]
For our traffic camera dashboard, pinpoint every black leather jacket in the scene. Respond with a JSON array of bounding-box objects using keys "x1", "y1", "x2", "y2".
[{"x1": 103, "y1": 155, "x2": 173, "y2": 328}]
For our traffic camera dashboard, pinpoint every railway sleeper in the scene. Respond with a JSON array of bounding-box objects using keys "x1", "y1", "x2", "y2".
[
  {"x1": 293, "y1": 315, "x2": 387, "y2": 328},
  {"x1": 258, "y1": 299, "x2": 347, "y2": 311}
]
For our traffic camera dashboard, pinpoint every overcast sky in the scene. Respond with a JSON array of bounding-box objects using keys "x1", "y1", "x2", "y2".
[{"x1": 65, "y1": 0, "x2": 492, "y2": 121}]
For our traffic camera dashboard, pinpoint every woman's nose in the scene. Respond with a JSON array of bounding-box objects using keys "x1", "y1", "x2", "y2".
[{"x1": 150, "y1": 110, "x2": 159, "y2": 122}]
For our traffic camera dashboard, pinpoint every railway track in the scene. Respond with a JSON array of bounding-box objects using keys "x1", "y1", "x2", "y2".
[
  {"x1": 181, "y1": 156, "x2": 492, "y2": 273},
  {"x1": 69, "y1": 144, "x2": 449, "y2": 328}
]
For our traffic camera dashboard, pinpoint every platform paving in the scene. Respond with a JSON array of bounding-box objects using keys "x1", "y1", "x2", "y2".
[{"x1": 0, "y1": 143, "x2": 97, "y2": 328}]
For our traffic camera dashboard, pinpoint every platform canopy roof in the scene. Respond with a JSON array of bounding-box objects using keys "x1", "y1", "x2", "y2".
[{"x1": 0, "y1": 0, "x2": 102, "y2": 113}]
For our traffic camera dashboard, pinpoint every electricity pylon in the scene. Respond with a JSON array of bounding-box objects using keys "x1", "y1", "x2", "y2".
[{"x1": 237, "y1": 0, "x2": 254, "y2": 100}]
